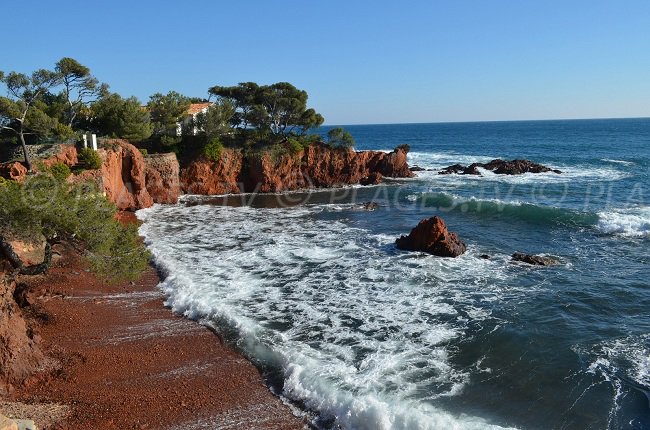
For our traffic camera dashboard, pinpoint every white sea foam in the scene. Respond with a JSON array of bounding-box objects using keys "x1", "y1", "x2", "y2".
[
  {"x1": 407, "y1": 152, "x2": 630, "y2": 184},
  {"x1": 137, "y1": 203, "x2": 520, "y2": 429},
  {"x1": 601, "y1": 158, "x2": 635, "y2": 166},
  {"x1": 597, "y1": 207, "x2": 650, "y2": 237}
]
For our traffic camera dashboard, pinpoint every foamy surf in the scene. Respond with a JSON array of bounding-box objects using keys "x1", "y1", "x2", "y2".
[
  {"x1": 137, "y1": 203, "x2": 520, "y2": 429},
  {"x1": 407, "y1": 152, "x2": 631, "y2": 184},
  {"x1": 596, "y1": 207, "x2": 650, "y2": 237}
]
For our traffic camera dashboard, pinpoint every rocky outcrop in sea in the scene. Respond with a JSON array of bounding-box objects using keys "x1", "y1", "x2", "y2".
[
  {"x1": 439, "y1": 159, "x2": 562, "y2": 175},
  {"x1": 395, "y1": 216, "x2": 467, "y2": 257}
]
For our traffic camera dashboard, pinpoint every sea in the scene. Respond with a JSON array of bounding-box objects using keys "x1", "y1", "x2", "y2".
[{"x1": 137, "y1": 118, "x2": 650, "y2": 430}]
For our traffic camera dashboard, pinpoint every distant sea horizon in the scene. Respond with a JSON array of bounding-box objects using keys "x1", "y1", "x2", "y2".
[{"x1": 323, "y1": 115, "x2": 650, "y2": 128}]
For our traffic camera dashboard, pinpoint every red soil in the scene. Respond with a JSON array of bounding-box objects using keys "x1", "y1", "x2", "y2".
[{"x1": 11, "y1": 247, "x2": 306, "y2": 429}]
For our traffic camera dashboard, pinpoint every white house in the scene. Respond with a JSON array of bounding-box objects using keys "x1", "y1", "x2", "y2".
[{"x1": 176, "y1": 102, "x2": 213, "y2": 136}]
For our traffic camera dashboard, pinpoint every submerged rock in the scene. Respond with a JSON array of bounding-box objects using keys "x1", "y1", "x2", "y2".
[
  {"x1": 409, "y1": 165, "x2": 426, "y2": 172},
  {"x1": 439, "y1": 159, "x2": 561, "y2": 176},
  {"x1": 396, "y1": 216, "x2": 466, "y2": 257},
  {"x1": 511, "y1": 252, "x2": 559, "y2": 266},
  {"x1": 361, "y1": 202, "x2": 379, "y2": 211}
]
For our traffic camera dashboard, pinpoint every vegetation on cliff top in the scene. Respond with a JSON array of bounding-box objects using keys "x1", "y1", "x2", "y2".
[{"x1": 1, "y1": 58, "x2": 355, "y2": 170}]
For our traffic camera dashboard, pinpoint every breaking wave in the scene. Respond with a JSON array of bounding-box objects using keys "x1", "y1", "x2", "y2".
[
  {"x1": 596, "y1": 207, "x2": 650, "y2": 237},
  {"x1": 410, "y1": 192, "x2": 599, "y2": 227},
  {"x1": 137, "y1": 203, "x2": 518, "y2": 430}
]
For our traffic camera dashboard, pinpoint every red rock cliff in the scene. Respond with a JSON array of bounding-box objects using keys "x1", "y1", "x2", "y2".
[
  {"x1": 144, "y1": 153, "x2": 181, "y2": 204},
  {"x1": 181, "y1": 144, "x2": 413, "y2": 194},
  {"x1": 0, "y1": 258, "x2": 45, "y2": 395}
]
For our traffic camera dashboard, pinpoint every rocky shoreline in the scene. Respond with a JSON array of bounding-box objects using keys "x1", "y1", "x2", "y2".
[{"x1": 0, "y1": 140, "x2": 413, "y2": 211}]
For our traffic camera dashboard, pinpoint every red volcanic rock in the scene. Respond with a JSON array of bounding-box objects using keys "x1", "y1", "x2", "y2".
[
  {"x1": 360, "y1": 172, "x2": 383, "y2": 186},
  {"x1": 75, "y1": 140, "x2": 154, "y2": 210},
  {"x1": 181, "y1": 150, "x2": 245, "y2": 195},
  {"x1": 42, "y1": 144, "x2": 78, "y2": 168},
  {"x1": 98, "y1": 140, "x2": 153, "y2": 210},
  {"x1": 180, "y1": 143, "x2": 413, "y2": 195},
  {"x1": 396, "y1": 216, "x2": 467, "y2": 257},
  {"x1": 144, "y1": 153, "x2": 181, "y2": 204},
  {"x1": 0, "y1": 162, "x2": 27, "y2": 181},
  {"x1": 0, "y1": 271, "x2": 44, "y2": 395}
]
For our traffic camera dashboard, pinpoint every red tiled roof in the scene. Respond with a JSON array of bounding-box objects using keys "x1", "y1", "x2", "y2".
[{"x1": 187, "y1": 103, "x2": 213, "y2": 115}]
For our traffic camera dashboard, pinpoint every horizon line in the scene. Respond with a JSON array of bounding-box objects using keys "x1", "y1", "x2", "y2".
[{"x1": 322, "y1": 115, "x2": 650, "y2": 127}]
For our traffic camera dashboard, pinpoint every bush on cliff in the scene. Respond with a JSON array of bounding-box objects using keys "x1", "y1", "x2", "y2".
[
  {"x1": 45, "y1": 162, "x2": 71, "y2": 181},
  {"x1": 203, "y1": 138, "x2": 224, "y2": 161},
  {"x1": 78, "y1": 147, "x2": 102, "y2": 169},
  {"x1": 0, "y1": 175, "x2": 150, "y2": 281},
  {"x1": 327, "y1": 127, "x2": 355, "y2": 149}
]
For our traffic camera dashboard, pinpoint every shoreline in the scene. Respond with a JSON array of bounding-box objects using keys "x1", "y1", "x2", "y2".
[{"x1": 9, "y1": 237, "x2": 306, "y2": 429}]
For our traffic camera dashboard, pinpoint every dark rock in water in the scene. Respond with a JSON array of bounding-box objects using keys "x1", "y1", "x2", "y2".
[
  {"x1": 464, "y1": 163, "x2": 483, "y2": 175},
  {"x1": 439, "y1": 159, "x2": 562, "y2": 176},
  {"x1": 396, "y1": 216, "x2": 466, "y2": 257},
  {"x1": 490, "y1": 159, "x2": 561, "y2": 175},
  {"x1": 479, "y1": 254, "x2": 491, "y2": 260},
  {"x1": 409, "y1": 166, "x2": 426, "y2": 172},
  {"x1": 511, "y1": 252, "x2": 559, "y2": 266},
  {"x1": 438, "y1": 164, "x2": 466, "y2": 175},
  {"x1": 362, "y1": 202, "x2": 379, "y2": 211},
  {"x1": 360, "y1": 172, "x2": 383, "y2": 185}
]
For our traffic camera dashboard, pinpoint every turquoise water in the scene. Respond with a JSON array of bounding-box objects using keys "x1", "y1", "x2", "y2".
[{"x1": 140, "y1": 119, "x2": 650, "y2": 429}]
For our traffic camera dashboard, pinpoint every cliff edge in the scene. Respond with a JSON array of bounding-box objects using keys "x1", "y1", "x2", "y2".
[{"x1": 181, "y1": 144, "x2": 413, "y2": 195}]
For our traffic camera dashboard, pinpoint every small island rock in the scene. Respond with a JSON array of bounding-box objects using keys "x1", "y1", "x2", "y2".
[
  {"x1": 396, "y1": 216, "x2": 466, "y2": 257},
  {"x1": 439, "y1": 159, "x2": 561, "y2": 176}
]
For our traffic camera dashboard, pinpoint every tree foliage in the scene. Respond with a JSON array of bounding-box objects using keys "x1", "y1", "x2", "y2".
[
  {"x1": 147, "y1": 91, "x2": 191, "y2": 136},
  {"x1": 0, "y1": 175, "x2": 150, "y2": 281},
  {"x1": 0, "y1": 69, "x2": 61, "y2": 170},
  {"x1": 195, "y1": 99, "x2": 236, "y2": 139},
  {"x1": 55, "y1": 57, "x2": 109, "y2": 127},
  {"x1": 88, "y1": 93, "x2": 152, "y2": 141},
  {"x1": 208, "y1": 82, "x2": 323, "y2": 137},
  {"x1": 327, "y1": 127, "x2": 355, "y2": 148}
]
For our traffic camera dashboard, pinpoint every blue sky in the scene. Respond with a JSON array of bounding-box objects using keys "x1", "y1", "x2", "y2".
[{"x1": 2, "y1": 0, "x2": 650, "y2": 124}]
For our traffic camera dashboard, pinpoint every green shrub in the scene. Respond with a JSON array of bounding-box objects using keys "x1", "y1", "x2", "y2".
[
  {"x1": 54, "y1": 123, "x2": 75, "y2": 140},
  {"x1": 78, "y1": 148, "x2": 102, "y2": 169},
  {"x1": 287, "y1": 138, "x2": 304, "y2": 154},
  {"x1": 0, "y1": 176, "x2": 150, "y2": 281},
  {"x1": 203, "y1": 138, "x2": 224, "y2": 162},
  {"x1": 327, "y1": 127, "x2": 355, "y2": 149},
  {"x1": 139, "y1": 148, "x2": 148, "y2": 156},
  {"x1": 47, "y1": 162, "x2": 72, "y2": 181},
  {"x1": 302, "y1": 134, "x2": 322, "y2": 146},
  {"x1": 160, "y1": 135, "x2": 182, "y2": 148}
]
